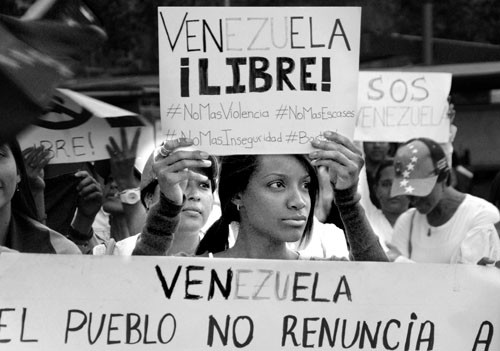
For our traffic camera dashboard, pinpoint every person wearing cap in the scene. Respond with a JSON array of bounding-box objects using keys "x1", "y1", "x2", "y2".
[
  {"x1": 94, "y1": 138, "x2": 218, "y2": 256},
  {"x1": 388, "y1": 138, "x2": 500, "y2": 264}
]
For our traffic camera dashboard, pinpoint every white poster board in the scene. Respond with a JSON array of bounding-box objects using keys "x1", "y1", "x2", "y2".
[
  {"x1": 158, "y1": 7, "x2": 361, "y2": 155},
  {"x1": 18, "y1": 89, "x2": 155, "y2": 164},
  {"x1": 354, "y1": 71, "x2": 452, "y2": 143},
  {"x1": 0, "y1": 254, "x2": 499, "y2": 350}
]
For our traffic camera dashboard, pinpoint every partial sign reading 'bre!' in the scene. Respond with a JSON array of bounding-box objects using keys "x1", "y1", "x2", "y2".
[
  {"x1": 158, "y1": 7, "x2": 361, "y2": 155},
  {"x1": 0, "y1": 254, "x2": 498, "y2": 350}
]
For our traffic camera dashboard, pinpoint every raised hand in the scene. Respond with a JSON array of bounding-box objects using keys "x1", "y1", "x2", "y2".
[
  {"x1": 153, "y1": 138, "x2": 212, "y2": 205},
  {"x1": 309, "y1": 131, "x2": 364, "y2": 190}
]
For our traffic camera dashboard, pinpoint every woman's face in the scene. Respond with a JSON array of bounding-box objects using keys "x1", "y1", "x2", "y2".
[
  {"x1": 364, "y1": 142, "x2": 390, "y2": 163},
  {"x1": 375, "y1": 165, "x2": 409, "y2": 215},
  {"x1": 237, "y1": 155, "x2": 311, "y2": 243},
  {"x1": 102, "y1": 177, "x2": 123, "y2": 214},
  {"x1": 178, "y1": 169, "x2": 214, "y2": 233},
  {"x1": 0, "y1": 144, "x2": 20, "y2": 210}
]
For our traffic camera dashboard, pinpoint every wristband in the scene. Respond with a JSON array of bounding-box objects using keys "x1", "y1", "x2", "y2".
[{"x1": 119, "y1": 187, "x2": 141, "y2": 205}]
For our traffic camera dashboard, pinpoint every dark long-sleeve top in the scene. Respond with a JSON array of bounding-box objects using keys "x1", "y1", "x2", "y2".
[{"x1": 132, "y1": 186, "x2": 388, "y2": 262}]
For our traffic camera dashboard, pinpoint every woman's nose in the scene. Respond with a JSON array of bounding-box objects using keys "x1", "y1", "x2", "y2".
[{"x1": 287, "y1": 188, "x2": 307, "y2": 210}]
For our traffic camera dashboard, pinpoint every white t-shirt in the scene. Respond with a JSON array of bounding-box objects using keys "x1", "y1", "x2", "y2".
[
  {"x1": 358, "y1": 166, "x2": 394, "y2": 252},
  {"x1": 230, "y1": 217, "x2": 350, "y2": 259},
  {"x1": 390, "y1": 194, "x2": 500, "y2": 264},
  {"x1": 289, "y1": 218, "x2": 349, "y2": 259}
]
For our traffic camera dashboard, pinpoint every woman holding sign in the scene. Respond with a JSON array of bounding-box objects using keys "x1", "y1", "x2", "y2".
[
  {"x1": 133, "y1": 132, "x2": 387, "y2": 262},
  {"x1": 0, "y1": 140, "x2": 81, "y2": 254}
]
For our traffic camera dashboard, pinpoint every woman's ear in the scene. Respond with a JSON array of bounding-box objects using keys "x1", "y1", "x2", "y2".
[{"x1": 231, "y1": 193, "x2": 242, "y2": 210}]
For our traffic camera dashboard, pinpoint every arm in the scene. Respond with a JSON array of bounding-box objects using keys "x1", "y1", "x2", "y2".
[
  {"x1": 107, "y1": 128, "x2": 147, "y2": 237},
  {"x1": 387, "y1": 211, "x2": 414, "y2": 262},
  {"x1": 69, "y1": 170, "x2": 103, "y2": 251},
  {"x1": 132, "y1": 137, "x2": 212, "y2": 255},
  {"x1": 334, "y1": 185, "x2": 388, "y2": 261},
  {"x1": 132, "y1": 193, "x2": 184, "y2": 256},
  {"x1": 454, "y1": 225, "x2": 500, "y2": 264},
  {"x1": 22, "y1": 146, "x2": 52, "y2": 223},
  {"x1": 310, "y1": 131, "x2": 388, "y2": 262}
]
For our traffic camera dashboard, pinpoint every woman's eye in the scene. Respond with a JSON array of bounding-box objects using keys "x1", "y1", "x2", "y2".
[
  {"x1": 269, "y1": 181, "x2": 285, "y2": 189},
  {"x1": 200, "y1": 182, "x2": 211, "y2": 190},
  {"x1": 381, "y1": 180, "x2": 392, "y2": 188}
]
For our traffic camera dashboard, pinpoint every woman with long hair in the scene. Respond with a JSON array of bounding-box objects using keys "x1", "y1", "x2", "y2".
[
  {"x1": 133, "y1": 132, "x2": 387, "y2": 261},
  {"x1": 0, "y1": 139, "x2": 80, "y2": 253}
]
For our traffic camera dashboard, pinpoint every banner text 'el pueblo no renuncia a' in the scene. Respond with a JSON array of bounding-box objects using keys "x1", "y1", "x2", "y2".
[
  {"x1": 0, "y1": 254, "x2": 499, "y2": 351},
  {"x1": 158, "y1": 7, "x2": 361, "y2": 155}
]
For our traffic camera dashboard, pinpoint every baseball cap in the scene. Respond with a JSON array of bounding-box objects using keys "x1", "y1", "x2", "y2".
[{"x1": 390, "y1": 138, "x2": 449, "y2": 198}]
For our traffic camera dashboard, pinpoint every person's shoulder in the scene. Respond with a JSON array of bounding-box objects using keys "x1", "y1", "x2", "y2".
[
  {"x1": 396, "y1": 208, "x2": 418, "y2": 223},
  {"x1": 463, "y1": 195, "x2": 499, "y2": 218}
]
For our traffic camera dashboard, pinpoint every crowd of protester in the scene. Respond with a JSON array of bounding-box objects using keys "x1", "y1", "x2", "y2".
[{"x1": 2, "y1": 101, "x2": 500, "y2": 267}]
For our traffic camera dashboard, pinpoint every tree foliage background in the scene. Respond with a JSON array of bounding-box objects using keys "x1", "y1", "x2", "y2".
[{"x1": 1, "y1": 0, "x2": 500, "y2": 76}]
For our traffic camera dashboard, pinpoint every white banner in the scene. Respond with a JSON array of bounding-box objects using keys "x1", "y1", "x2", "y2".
[
  {"x1": 354, "y1": 71, "x2": 452, "y2": 143},
  {"x1": 158, "y1": 7, "x2": 361, "y2": 155},
  {"x1": 18, "y1": 89, "x2": 155, "y2": 164},
  {"x1": 0, "y1": 254, "x2": 499, "y2": 350}
]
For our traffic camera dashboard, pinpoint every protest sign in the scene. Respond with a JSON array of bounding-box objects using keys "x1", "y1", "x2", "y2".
[
  {"x1": 158, "y1": 7, "x2": 361, "y2": 155},
  {"x1": 18, "y1": 89, "x2": 155, "y2": 164},
  {"x1": 354, "y1": 71, "x2": 452, "y2": 143},
  {"x1": 0, "y1": 253, "x2": 498, "y2": 351}
]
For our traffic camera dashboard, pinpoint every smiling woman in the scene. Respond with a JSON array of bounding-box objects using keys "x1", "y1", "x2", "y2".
[{"x1": 0, "y1": 139, "x2": 80, "y2": 254}]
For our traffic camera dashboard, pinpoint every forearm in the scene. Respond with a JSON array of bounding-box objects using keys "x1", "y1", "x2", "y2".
[
  {"x1": 132, "y1": 193, "x2": 184, "y2": 256},
  {"x1": 70, "y1": 210, "x2": 95, "y2": 239},
  {"x1": 122, "y1": 202, "x2": 147, "y2": 237},
  {"x1": 334, "y1": 185, "x2": 388, "y2": 262},
  {"x1": 31, "y1": 189, "x2": 46, "y2": 224}
]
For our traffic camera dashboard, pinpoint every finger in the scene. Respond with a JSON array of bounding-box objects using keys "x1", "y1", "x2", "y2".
[
  {"x1": 477, "y1": 257, "x2": 495, "y2": 266},
  {"x1": 106, "y1": 144, "x2": 116, "y2": 159},
  {"x1": 22, "y1": 147, "x2": 34, "y2": 158},
  {"x1": 314, "y1": 131, "x2": 362, "y2": 156},
  {"x1": 155, "y1": 138, "x2": 194, "y2": 161},
  {"x1": 310, "y1": 140, "x2": 359, "y2": 163},
  {"x1": 130, "y1": 128, "x2": 141, "y2": 154},
  {"x1": 120, "y1": 127, "x2": 128, "y2": 151},
  {"x1": 75, "y1": 172, "x2": 92, "y2": 191},
  {"x1": 31, "y1": 147, "x2": 47, "y2": 162},
  {"x1": 38, "y1": 153, "x2": 52, "y2": 169},
  {"x1": 108, "y1": 136, "x2": 120, "y2": 155},
  {"x1": 163, "y1": 149, "x2": 210, "y2": 164},
  {"x1": 154, "y1": 158, "x2": 212, "y2": 178},
  {"x1": 310, "y1": 148, "x2": 358, "y2": 168},
  {"x1": 311, "y1": 157, "x2": 359, "y2": 174},
  {"x1": 74, "y1": 170, "x2": 89, "y2": 179},
  {"x1": 158, "y1": 168, "x2": 209, "y2": 187},
  {"x1": 24, "y1": 147, "x2": 42, "y2": 165},
  {"x1": 78, "y1": 182, "x2": 102, "y2": 197},
  {"x1": 81, "y1": 190, "x2": 103, "y2": 201}
]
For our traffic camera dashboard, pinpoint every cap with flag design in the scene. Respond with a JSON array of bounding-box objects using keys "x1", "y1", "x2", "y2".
[{"x1": 390, "y1": 138, "x2": 449, "y2": 198}]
